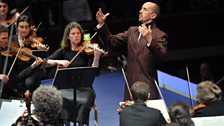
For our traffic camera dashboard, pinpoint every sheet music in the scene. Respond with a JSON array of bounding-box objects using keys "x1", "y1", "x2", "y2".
[
  {"x1": 0, "y1": 100, "x2": 26, "y2": 126},
  {"x1": 146, "y1": 99, "x2": 170, "y2": 122},
  {"x1": 192, "y1": 116, "x2": 224, "y2": 126}
]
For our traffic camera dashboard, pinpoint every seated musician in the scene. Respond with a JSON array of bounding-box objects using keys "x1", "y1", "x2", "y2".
[
  {"x1": 12, "y1": 85, "x2": 64, "y2": 126},
  {"x1": 0, "y1": 0, "x2": 19, "y2": 27},
  {"x1": 119, "y1": 81, "x2": 166, "y2": 126},
  {"x1": 0, "y1": 24, "x2": 43, "y2": 99},
  {"x1": 192, "y1": 81, "x2": 224, "y2": 117},
  {"x1": 168, "y1": 101, "x2": 194, "y2": 126},
  {"x1": 45, "y1": 22, "x2": 103, "y2": 126}
]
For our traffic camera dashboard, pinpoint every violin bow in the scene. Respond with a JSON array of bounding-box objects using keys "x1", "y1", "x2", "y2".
[
  {"x1": 121, "y1": 68, "x2": 133, "y2": 101},
  {"x1": 153, "y1": 79, "x2": 168, "y2": 112},
  {"x1": 68, "y1": 31, "x2": 98, "y2": 67},
  {"x1": 0, "y1": 20, "x2": 16, "y2": 98},
  {"x1": 6, "y1": 6, "x2": 30, "y2": 28},
  {"x1": 186, "y1": 65, "x2": 194, "y2": 109}
]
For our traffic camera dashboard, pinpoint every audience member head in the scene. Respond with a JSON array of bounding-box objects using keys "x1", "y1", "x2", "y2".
[
  {"x1": 61, "y1": 21, "x2": 84, "y2": 49},
  {"x1": 32, "y1": 85, "x2": 63, "y2": 123},
  {"x1": 168, "y1": 101, "x2": 194, "y2": 126},
  {"x1": 197, "y1": 81, "x2": 222, "y2": 104},
  {"x1": 131, "y1": 81, "x2": 150, "y2": 103}
]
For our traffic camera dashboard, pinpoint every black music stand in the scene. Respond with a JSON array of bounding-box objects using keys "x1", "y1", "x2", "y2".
[{"x1": 52, "y1": 66, "x2": 99, "y2": 122}]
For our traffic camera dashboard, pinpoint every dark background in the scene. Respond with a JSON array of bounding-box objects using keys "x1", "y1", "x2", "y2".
[{"x1": 9, "y1": 0, "x2": 224, "y2": 86}]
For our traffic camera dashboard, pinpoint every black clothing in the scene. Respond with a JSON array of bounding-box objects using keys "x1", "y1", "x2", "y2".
[
  {"x1": 47, "y1": 48, "x2": 95, "y2": 125},
  {"x1": 12, "y1": 114, "x2": 64, "y2": 126},
  {"x1": 193, "y1": 100, "x2": 224, "y2": 117},
  {"x1": 0, "y1": 55, "x2": 39, "y2": 99},
  {"x1": 11, "y1": 35, "x2": 42, "y2": 93},
  {"x1": 119, "y1": 102, "x2": 166, "y2": 126}
]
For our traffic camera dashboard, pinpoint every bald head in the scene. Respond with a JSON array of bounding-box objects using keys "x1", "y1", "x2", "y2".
[{"x1": 139, "y1": 2, "x2": 160, "y2": 24}]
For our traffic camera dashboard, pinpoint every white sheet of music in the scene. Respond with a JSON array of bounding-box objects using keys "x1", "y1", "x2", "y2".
[
  {"x1": 146, "y1": 99, "x2": 170, "y2": 122},
  {"x1": 192, "y1": 116, "x2": 224, "y2": 126},
  {"x1": 0, "y1": 100, "x2": 26, "y2": 126}
]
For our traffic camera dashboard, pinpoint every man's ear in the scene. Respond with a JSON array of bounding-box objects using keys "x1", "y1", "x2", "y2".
[{"x1": 151, "y1": 13, "x2": 157, "y2": 20}]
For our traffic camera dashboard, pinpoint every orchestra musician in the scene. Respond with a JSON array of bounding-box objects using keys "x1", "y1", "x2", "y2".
[
  {"x1": 45, "y1": 21, "x2": 103, "y2": 126},
  {"x1": 0, "y1": 0, "x2": 19, "y2": 27},
  {"x1": 11, "y1": 14, "x2": 46, "y2": 94},
  {"x1": 192, "y1": 81, "x2": 224, "y2": 117},
  {"x1": 0, "y1": 24, "x2": 43, "y2": 99},
  {"x1": 119, "y1": 81, "x2": 166, "y2": 126}
]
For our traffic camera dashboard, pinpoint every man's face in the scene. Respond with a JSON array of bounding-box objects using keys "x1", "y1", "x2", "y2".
[
  {"x1": 0, "y1": 31, "x2": 8, "y2": 48},
  {"x1": 139, "y1": 2, "x2": 156, "y2": 24}
]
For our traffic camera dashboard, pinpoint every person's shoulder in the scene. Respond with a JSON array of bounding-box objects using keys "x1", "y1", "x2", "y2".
[{"x1": 128, "y1": 26, "x2": 138, "y2": 31}]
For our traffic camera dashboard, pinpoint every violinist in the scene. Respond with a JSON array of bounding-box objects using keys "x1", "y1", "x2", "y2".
[
  {"x1": 119, "y1": 81, "x2": 166, "y2": 126},
  {"x1": 192, "y1": 81, "x2": 224, "y2": 117},
  {"x1": 12, "y1": 85, "x2": 64, "y2": 126},
  {"x1": 0, "y1": 0, "x2": 19, "y2": 27},
  {"x1": 11, "y1": 14, "x2": 44, "y2": 94},
  {"x1": 46, "y1": 22, "x2": 102, "y2": 126},
  {"x1": 0, "y1": 24, "x2": 43, "y2": 99}
]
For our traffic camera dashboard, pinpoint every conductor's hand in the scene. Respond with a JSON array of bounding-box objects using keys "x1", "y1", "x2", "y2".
[
  {"x1": 0, "y1": 74, "x2": 9, "y2": 84},
  {"x1": 96, "y1": 8, "x2": 110, "y2": 26},
  {"x1": 57, "y1": 60, "x2": 70, "y2": 68},
  {"x1": 31, "y1": 57, "x2": 43, "y2": 69},
  {"x1": 138, "y1": 24, "x2": 152, "y2": 43}
]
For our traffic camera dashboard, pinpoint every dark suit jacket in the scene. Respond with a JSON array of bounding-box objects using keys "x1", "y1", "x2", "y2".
[
  {"x1": 119, "y1": 102, "x2": 166, "y2": 126},
  {"x1": 97, "y1": 23, "x2": 168, "y2": 100},
  {"x1": 193, "y1": 100, "x2": 224, "y2": 117}
]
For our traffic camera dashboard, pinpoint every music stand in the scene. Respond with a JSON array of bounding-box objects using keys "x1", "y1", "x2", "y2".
[{"x1": 52, "y1": 66, "x2": 99, "y2": 122}]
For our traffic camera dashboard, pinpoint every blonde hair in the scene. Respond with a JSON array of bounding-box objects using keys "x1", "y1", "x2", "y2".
[{"x1": 197, "y1": 81, "x2": 222, "y2": 104}]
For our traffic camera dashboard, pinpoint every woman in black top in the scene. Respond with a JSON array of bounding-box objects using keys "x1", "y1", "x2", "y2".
[{"x1": 46, "y1": 21, "x2": 102, "y2": 126}]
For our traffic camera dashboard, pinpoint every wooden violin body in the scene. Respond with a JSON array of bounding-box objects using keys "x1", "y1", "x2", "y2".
[
  {"x1": 74, "y1": 41, "x2": 107, "y2": 55},
  {"x1": 23, "y1": 26, "x2": 49, "y2": 51},
  {"x1": 0, "y1": 42, "x2": 36, "y2": 61}
]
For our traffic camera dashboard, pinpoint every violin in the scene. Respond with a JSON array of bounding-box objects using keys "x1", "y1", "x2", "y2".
[
  {"x1": 74, "y1": 41, "x2": 107, "y2": 55},
  {"x1": 0, "y1": 42, "x2": 37, "y2": 62},
  {"x1": 23, "y1": 26, "x2": 49, "y2": 51},
  {"x1": 190, "y1": 103, "x2": 206, "y2": 113}
]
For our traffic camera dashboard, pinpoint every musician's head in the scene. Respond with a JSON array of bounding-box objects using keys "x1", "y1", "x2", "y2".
[
  {"x1": 168, "y1": 101, "x2": 194, "y2": 126},
  {"x1": 131, "y1": 81, "x2": 150, "y2": 103},
  {"x1": 32, "y1": 85, "x2": 63, "y2": 122},
  {"x1": 197, "y1": 81, "x2": 222, "y2": 104},
  {"x1": 0, "y1": 0, "x2": 10, "y2": 17},
  {"x1": 16, "y1": 14, "x2": 32, "y2": 38},
  {"x1": 0, "y1": 24, "x2": 8, "y2": 47},
  {"x1": 61, "y1": 21, "x2": 84, "y2": 49}
]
